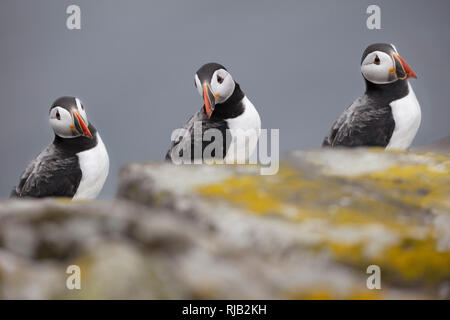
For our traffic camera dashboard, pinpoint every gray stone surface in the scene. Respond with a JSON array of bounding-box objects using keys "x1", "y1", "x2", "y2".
[{"x1": 1, "y1": 148, "x2": 449, "y2": 299}]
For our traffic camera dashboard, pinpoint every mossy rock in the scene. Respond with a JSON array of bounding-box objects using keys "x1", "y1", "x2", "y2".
[
  {"x1": 119, "y1": 148, "x2": 450, "y2": 299},
  {"x1": 1, "y1": 148, "x2": 448, "y2": 299}
]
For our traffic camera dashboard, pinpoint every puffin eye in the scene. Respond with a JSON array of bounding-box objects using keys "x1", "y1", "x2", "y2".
[
  {"x1": 217, "y1": 75, "x2": 224, "y2": 84},
  {"x1": 56, "y1": 111, "x2": 61, "y2": 120},
  {"x1": 374, "y1": 55, "x2": 381, "y2": 65},
  {"x1": 81, "y1": 104, "x2": 84, "y2": 110}
]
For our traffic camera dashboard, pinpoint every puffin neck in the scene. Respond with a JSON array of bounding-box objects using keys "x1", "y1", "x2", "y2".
[
  {"x1": 364, "y1": 78, "x2": 410, "y2": 104},
  {"x1": 210, "y1": 82, "x2": 245, "y2": 120},
  {"x1": 53, "y1": 123, "x2": 98, "y2": 154}
]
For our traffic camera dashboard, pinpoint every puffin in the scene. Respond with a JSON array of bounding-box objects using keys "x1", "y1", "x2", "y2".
[
  {"x1": 322, "y1": 43, "x2": 421, "y2": 149},
  {"x1": 11, "y1": 96, "x2": 109, "y2": 199},
  {"x1": 166, "y1": 63, "x2": 261, "y2": 163}
]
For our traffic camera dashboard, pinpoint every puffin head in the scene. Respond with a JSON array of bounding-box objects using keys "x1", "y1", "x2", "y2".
[
  {"x1": 49, "y1": 96, "x2": 92, "y2": 139},
  {"x1": 194, "y1": 63, "x2": 236, "y2": 118},
  {"x1": 360, "y1": 43, "x2": 417, "y2": 85}
]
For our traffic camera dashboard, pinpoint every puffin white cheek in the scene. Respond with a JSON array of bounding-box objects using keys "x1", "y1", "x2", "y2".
[
  {"x1": 195, "y1": 74, "x2": 203, "y2": 97},
  {"x1": 49, "y1": 118, "x2": 74, "y2": 138},
  {"x1": 214, "y1": 77, "x2": 235, "y2": 103},
  {"x1": 361, "y1": 63, "x2": 391, "y2": 84},
  {"x1": 361, "y1": 51, "x2": 396, "y2": 84},
  {"x1": 49, "y1": 107, "x2": 77, "y2": 138}
]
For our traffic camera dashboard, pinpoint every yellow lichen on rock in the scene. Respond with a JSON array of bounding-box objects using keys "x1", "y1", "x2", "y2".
[
  {"x1": 196, "y1": 150, "x2": 450, "y2": 292},
  {"x1": 290, "y1": 287, "x2": 383, "y2": 300},
  {"x1": 376, "y1": 237, "x2": 450, "y2": 283},
  {"x1": 367, "y1": 163, "x2": 450, "y2": 211}
]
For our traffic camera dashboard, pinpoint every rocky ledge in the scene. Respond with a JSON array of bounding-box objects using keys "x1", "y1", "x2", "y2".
[{"x1": 0, "y1": 148, "x2": 449, "y2": 299}]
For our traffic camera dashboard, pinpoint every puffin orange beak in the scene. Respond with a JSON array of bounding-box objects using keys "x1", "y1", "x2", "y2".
[
  {"x1": 72, "y1": 110, "x2": 92, "y2": 138},
  {"x1": 392, "y1": 52, "x2": 417, "y2": 80},
  {"x1": 203, "y1": 83, "x2": 215, "y2": 118}
]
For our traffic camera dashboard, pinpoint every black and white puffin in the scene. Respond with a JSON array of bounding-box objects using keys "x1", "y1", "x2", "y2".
[
  {"x1": 323, "y1": 43, "x2": 421, "y2": 149},
  {"x1": 166, "y1": 63, "x2": 261, "y2": 162},
  {"x1": 11, "y1": 96, "x2": 109, "y2": 199}
]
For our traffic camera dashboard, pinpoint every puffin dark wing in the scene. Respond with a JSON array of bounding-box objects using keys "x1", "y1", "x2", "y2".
[
  {"x1": 322, "y1": 112, "x2": 347, "y2": 147},
  {"x1": 323, "y1": 96, "x2": 395, "y2": 148},
  {"x1": 11, "y1": 144, "x2": 82, "y2": 198},
  {"x1": 165, "y1": 111, "x2": 201, "y2": 160},
  {"x1": 165, "y1": 108, "x2": 230, "y2": 161}
]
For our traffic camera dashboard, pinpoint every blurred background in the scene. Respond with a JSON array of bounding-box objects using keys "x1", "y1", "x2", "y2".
[{"x1": 0, "y1": 0, "x2": 449, "y2": 198}]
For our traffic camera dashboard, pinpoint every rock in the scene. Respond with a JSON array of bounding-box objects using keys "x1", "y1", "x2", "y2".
[
  {"x1": 118, "y1": 148, "x2": 450, "y2": 299},
  {"x1": 0, "y1": 148, "x2": 449, "y2": 299}
]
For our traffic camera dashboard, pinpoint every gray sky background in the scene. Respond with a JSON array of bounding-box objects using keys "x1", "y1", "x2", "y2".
[{"x1": 1, "y1": 0, "x2": 449, "y2": 198}]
